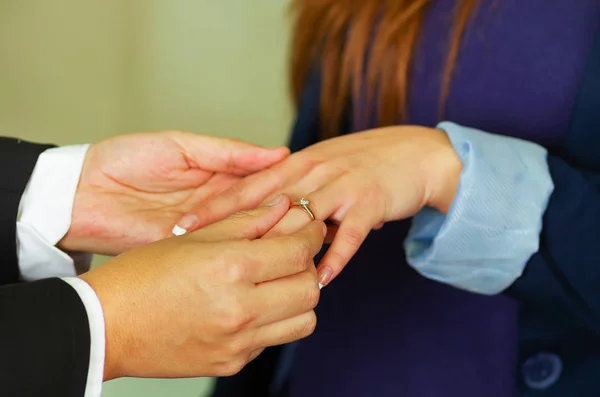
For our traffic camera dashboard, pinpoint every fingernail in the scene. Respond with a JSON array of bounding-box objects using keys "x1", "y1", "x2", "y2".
[
  {"x1": 318, "y1": 267, "x2": 333, "y2": 288},
  {"x1": 173, "y1": 214, "x2": 198, "y2": 235},
  {"x1": 322, "y1": 223, "x2": 327, "y2": 237},
  {"x1": 171, "y1": 225, "x2": 187, "y2": 236},
  {"x1": 266, "y1": 194, "x2": 283, "y2": 207}
]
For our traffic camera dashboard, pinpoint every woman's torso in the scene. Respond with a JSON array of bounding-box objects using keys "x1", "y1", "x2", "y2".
[{"x1": 286, "y1": 1, "x2": 600, "y2": 396}]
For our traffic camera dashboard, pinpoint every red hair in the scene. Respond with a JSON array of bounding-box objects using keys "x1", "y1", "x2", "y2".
[{"x1": 290, "y1": 0, "x2": 479, "y2": 140}]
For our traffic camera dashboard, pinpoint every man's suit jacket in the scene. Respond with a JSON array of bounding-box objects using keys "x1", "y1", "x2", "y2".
[{"x1": 0, "y1": 138, "x2": 91, "y2": 396}]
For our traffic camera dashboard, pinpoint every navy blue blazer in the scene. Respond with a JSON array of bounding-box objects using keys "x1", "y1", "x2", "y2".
[{"x1": 212, "y1": 24, "x2": 600, "y2": 397}]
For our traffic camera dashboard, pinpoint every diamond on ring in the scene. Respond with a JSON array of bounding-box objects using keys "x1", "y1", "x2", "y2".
[{"x1": 294, "y1": 197, "x2": 315, "y2": 220}]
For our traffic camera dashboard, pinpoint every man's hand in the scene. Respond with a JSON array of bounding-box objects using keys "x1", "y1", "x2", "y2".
[
  {"x1": 58, "y1": 131, "x2": 289, "y2": 255},
  {"x1": 79, "y1": 196, "x2": 325, "y2": 380}
]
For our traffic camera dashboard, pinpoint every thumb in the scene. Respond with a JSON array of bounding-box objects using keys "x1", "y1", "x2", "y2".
[
  {"x1": 182, "y1": 194, "x2": 290, "y2": 242},
  {"x1": 181, "y1": 134, "x2": 290, "y2": 176},
  {"x1": 223, "y1": 143, "x2": 290, "y2": 175}
]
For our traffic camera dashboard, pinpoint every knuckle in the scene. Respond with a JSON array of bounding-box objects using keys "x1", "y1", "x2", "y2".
[
  {"x1": 363, "y1": 183, "x2": 386, "y2": 207},
  {"x1": 228, "y1": 209, "x2": 253, "y2": 222},
  {"x1": 224, "y1": 335, "x2": 250, "y2": 357},
  {"x1": 326, "y1": 248, "x2": 346, "y2": 269},
  {"x1": 293, "y1": 239, "x2": 313, "y2": 270},
  {"x1": 311, "y1": 161, "x2": 330, "y2": 175},
  {"x1": 312, "y1": 160, "x2": 345, "y2": 179},
  {"x1": 226, "y1": 148, "x2": 237, "y2": 171},
  {"x1": 294, "y1": 152, "x2": 320, "y2": 169},
  {"x1": 342, "y1": 226, "x2": 365, "y2": 247},
  {"x1": 226, "y1": 182, "x2": 247, "y2": 205},
  {"x1": 217, "y1": 359, "x2": 247, "y2": 377},
  {"x1": 262, "y1": 167, "x2": 284, "y2": 190},
  {"x1": 299, "y1": 312, "x2": 318, "y2": 339},
  {"x1": 220, "y1": 303, "x2": 252, "y2": 333},
  {"x1": 248, "y1": 348, "x2": 265, "y2": 363},
  {"x1": 221, "y1": 260, "x2": 248, "y2": 284},
  {"x1": 227, "y1": 210, "x2": 264, "y2": 234},
  {"x1": 304, "y1": 281, "x2": 321, "y2": 309}
]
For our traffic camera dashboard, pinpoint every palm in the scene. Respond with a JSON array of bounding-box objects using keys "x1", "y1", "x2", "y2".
[{"x1": 63, "y1": 132, "x2": 286, "y2": 256}]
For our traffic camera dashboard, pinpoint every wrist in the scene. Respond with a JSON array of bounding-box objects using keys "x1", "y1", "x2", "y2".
[
  {"x1": 79, "y1": 269, "x2": 124, "y2": 381},
  {"x1": 423, "y1": 128, "x2": 462, "y2": 214},
  {"x1": 56, "y1": 194, "x2": 93, "y2": 253}
]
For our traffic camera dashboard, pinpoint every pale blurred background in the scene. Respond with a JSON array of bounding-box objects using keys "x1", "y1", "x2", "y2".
[{"x1": 0, "y1": 0, "x2": 293, "y2": 396}]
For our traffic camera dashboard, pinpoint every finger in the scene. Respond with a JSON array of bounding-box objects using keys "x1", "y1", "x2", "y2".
[
  {"x1": 262, "y1": 182, "x2": 342, "y2": 236},
  {"x1": 177, "y1": 132, "x2": 290, "y2": 176},
  {"x1": 300, "y1": 176, "x2": 353, "y2": 221},
  {"x1": 249, "y1": 221, "x2": 326, "y2": 282},
  {"x1": 252, "y1": 311, "x2": 317, "y2": 348},
  {"x1": 220, "y1": 143, "x2": 289, "y2": 175},
  {"x1": 317, "y1": 209, "x2": 377, "y2": 288},
  {"x1": 262, "y1": 206, "x2": 316, "y2": 238},
  {"x1": 174, "y1": 155, "x2": 316, "y2": 234},
  {"x1": 293, "y1": 177, "x2": 382, "y2": 287},
  {"x1": 250, "y1": 270, "x2": 319, "y2": 327},
  {"x1": 373, "y1": 222, "x2": 385, "y2": 230},
  {"x1": 182, "y1": 195, "x2": 290, "y2": 241},
  {"x1": 247, "y1": 348, "x2": 264, "y2": 364},
  {"x1": 262, "y1": 206, "x2": 336, "y2": 246},
  {"x1": 172, "y1": 170, "x2": 283, "y2": 235},
  {"x1": 259, "y1": 162, "x2": 345, "y2": 207},
  {"x1": 176, "y1": 173, "x2": 242, "y2": 212}
]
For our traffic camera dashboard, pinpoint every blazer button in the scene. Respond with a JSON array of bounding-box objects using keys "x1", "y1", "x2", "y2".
[{"x1": 521, "y1": 352, "x2": 563, "y2": 390}]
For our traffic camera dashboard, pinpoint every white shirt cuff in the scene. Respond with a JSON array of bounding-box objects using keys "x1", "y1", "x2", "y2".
[
  {"x1": 62, "y1": 277, "x2": 105, "y2": 397},
  {"x1": 17, "y1": 144, "x2": 91, "y2": 281}
]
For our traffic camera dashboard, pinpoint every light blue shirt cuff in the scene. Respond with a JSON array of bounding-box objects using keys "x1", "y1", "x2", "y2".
[{"x1": 404, "y1": 122, "x2": 554, "y2": 295}]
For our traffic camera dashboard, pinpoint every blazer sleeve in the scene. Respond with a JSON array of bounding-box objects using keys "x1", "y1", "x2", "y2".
[
  {"x1": 504, "y1": 156, "x2": 600, "y2": 332},
  {"x1": 0, "y1": 278, "x2": 91, "y2": 396},
  {"x1": 0, "y1": 138, "x2": 91, "y2": 395},
  {"x1": 402, "y1": 122, "x2": 600, "y2": 332},
  {"x1": 0, "y1": 137, "x2": 54, "y2": 285}
]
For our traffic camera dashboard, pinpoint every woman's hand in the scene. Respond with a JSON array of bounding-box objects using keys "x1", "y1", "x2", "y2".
[
  {"x1": 174, "y1": 126, "x2": 463, "y2": 286},
  {"x1": 58, "y1": 131, "x2": 289, "y2": 255}
]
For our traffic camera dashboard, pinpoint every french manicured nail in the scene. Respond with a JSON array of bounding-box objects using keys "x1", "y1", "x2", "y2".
[
  {"x1": 171, "y1": 225, "x2": 187, "y2": 236},
  {"x1": 318, "y1": 267, "x2": 333, "y2": 289},
  {"x1": 172, "y1": 214, "x2": 198, "y2": 236},
  {"x1": 266, "y1": 194, "x2": 283, "y2": 207}
]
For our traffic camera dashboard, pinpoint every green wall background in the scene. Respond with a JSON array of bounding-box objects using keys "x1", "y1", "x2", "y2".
[{"x1": 0, "y1": 1, "x2": 293, "y2": 396}]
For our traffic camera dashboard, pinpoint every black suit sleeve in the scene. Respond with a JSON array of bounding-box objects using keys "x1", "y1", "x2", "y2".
[
  {"x1": 0, "y1": 137, "x2": 54, "y2": 285},
  {"x1": 0, "y1": 278, "x2": 91, "y2": 396},
  {"x1": 0, "y1": 138, "x2": 92, "y2": 396},
  {"x1": 212, "y1": 346, "x2": 284, "y2": 397}
]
